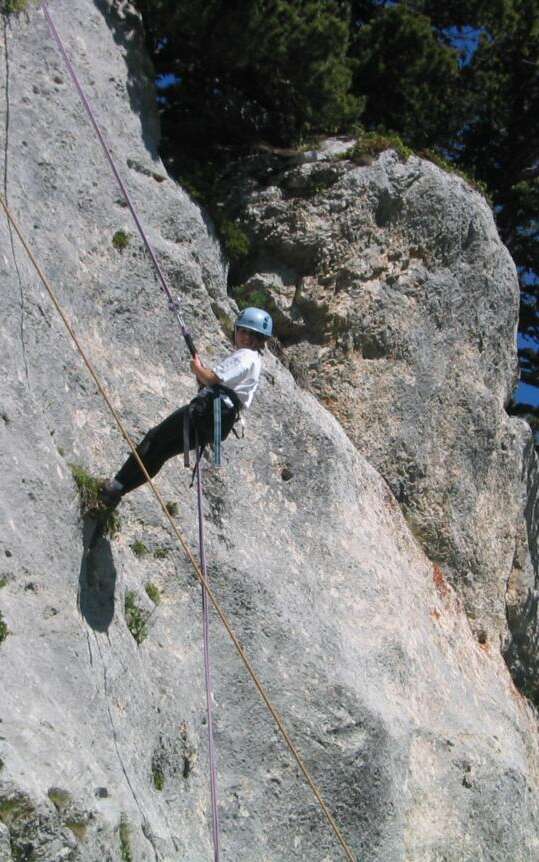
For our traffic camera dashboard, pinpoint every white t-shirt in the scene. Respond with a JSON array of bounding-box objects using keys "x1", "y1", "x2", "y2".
[{"x1": 213, "y1": 348, "x2": 262, "y2": 409}]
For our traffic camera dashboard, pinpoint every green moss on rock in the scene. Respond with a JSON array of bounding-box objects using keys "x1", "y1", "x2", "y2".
[
  {"x1": 0, "y1": 611, "x2": 8, "y2": 644},
  {"x1": 152, "y1": 764, "x2": 165, "y2": 791},
  {"x1": 119, "y1": 815, "x2": 133, "y2": 862},
  {"x1": 70, "y1": 464, "x2": 121, "y2": 537},
  {"x1": 2, "y1": 0, "x2": 35, "y2": 13},
  {"x1": 343, "y1": 131, "x2": 413, "y2": 164},
  {"x1": 70, "y1": 464, "x2": 102, "y2": 511},
  {"x1": 112, "y1": 229, "x2": 130, "y2": 251},
  {"x1": 124, "y1": 591, "x2": 148, "y2": 645},
  {"x1": 47, "y1": 787, "x2": 72, "y2": 812},
  {"x1": 145, "y1": 582, "x2": 161, "y2": 605},
  {"x1": 130, "y1": 540, "x2": 149, "y2": 558}
]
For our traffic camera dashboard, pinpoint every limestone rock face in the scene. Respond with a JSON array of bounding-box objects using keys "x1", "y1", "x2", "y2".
[
  {"x1": 227, "y1": 143, "x2": 539, "y2": 678},
  {"x1": 1, "y1": 3, "x2": 539, "y2": 861}
]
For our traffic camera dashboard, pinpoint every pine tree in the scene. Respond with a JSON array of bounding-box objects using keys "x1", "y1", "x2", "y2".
[
  {"x1": 136, "y1": 0, "x2": 359, "y2": 156},
  {"x1": 134, "y1": 0, "x2": 539, "y2": 413}
]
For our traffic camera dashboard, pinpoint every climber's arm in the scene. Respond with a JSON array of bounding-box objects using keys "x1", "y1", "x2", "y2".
[{"x1": 191, "y1": 354, "x2": 220, "y2": 387}]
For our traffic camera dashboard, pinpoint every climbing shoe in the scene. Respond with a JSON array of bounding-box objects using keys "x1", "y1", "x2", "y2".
[{"x1": 100, "y1": 478, "x2": 124, "y2": 508}]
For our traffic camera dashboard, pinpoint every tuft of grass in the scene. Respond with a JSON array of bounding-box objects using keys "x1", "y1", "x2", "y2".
[
  {"x1": 101, "y1": 508, "x2": 121, "y2": 539},
  {"x1": 152, "y1": 765, "x2": 165, "y2": 791},
  {"x1": 47, "y1": 787, "x2": 72, "y2": 812},
  {"x1": 65, "y1": 820, "x2": 88, "y2": 841},
  {"x1": 165, "y1": 501, "x2": 178, "y2": 517},
  {"x1": 0, "y1": 793, "x2": 34, "y2": 823},
  {"x1": 70, "y1": 464, "x2": 102, "y2": 512},
  {"x1": 130, "y1": 540, "x2": 149, "y2": 558},
  {"x1": 70, "y1": 464, "x2": 121, "y2": 537},
  {"x1": 153, "y1": 547, "x2": 169, "y2": 560},
  {"x1": 340, "y1": 129, "x2": 489, "y2": 200},
  {"x1": 0, "y1": 576, "x2": 8, "y2": 589},
  {"x1": 145, "y1": 582, "x2": 161, "y2": 605},
  {"x1": 112, "y1": 229, "x2": 130, "y2": 251},
  {"x1": 124, "y1": 591, "x2": 148, "y2": 645},
  {"x1": 342, "y1": 131, "x2": 413, "y2": 164},
  {"x1": 119, "y1": 816, "x2": 132, "y2": 862},
  {"x1": 0, "y1": 611, "x2": 9, "y2": 644},
  {"x1": 3, "y1": 0, "x2": 36, "y2": 13}
]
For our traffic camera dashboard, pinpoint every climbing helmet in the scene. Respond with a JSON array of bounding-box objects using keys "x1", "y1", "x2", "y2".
[{"x1": 235, "y1": 307, "x2": 273, "y2": 338}]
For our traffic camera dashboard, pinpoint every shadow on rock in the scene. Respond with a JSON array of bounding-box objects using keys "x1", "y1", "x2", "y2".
[{"x1": 78, "y1": 514, "x2": 117, "y2": 633}]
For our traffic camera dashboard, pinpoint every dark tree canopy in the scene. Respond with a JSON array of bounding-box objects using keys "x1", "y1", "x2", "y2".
[
  {"x1": 135, "y1": 0, "x2": 359, "y2": 154},
  {"x1": 134, "y1": 0, "x2": 539, "y2": 417},
  {"x1": 350, "y1": 5, "x2": 464, "y2": 147}
]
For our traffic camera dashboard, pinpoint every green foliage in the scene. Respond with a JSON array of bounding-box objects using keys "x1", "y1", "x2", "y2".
[
  {"x1": 0, "y1": 576, "x2": 7, "y2": 589},
  {"x1": 152, "y1": 765, "x2": 165, "y2": 791},
  {"x1": 343, "y1": 130, "x2": 413, "y2": 163},
  {"x1": 102, "y1": 508, "x2": 121, "y2": 539},
  {"x1": 124, "y1": 591, "x2": 148, "y2": 644},
  {"x1": 165, "y1": 501, "x2": 178, "y2": 517},
  {"x1": 0, "y1": 793, "x2": 33, "y2": 822},
  {"x1": 112, "y1": 230, "x2": 130, "y2": 251},
  {"x1": 119, "y1": 816, "x2": 133, "y2": 862},
  {"x1": 47, "y1": 788, "x2": 72, "y2": 812},
  {"x1": 2, "y1": 0, "x2": 35, "y2": 13},
  {"x1": 70, "y1": 465, "x2": 121, "y2": 537},
  {"x1": 233, "y1": 283, "x2": 269, "y2": 312},
  {"x1": 153, "y1": 547, "x2": 169, "y2": 560},
  {"x1": 130, "y1": 540, "x2": 149, "y2": 558},
  {"x1": 70, "y1": 465, "x2": 102, "y2": 512},
  {"x1": 454, "y1": 2, "x2": 538, "y2": 267},
  {"x1": 218, "y1": 220, "x2": 251, "y2": 263},
  {"x1": 0, "y1": 611, "x2": 8, "y2": 644},
  {"x1": 135, "y1": 0, "x2": 539, "y2": 402},
  {"x1": 135, "y1": 0, "x2": 359, "y2": 152},
  {"x1": 350, "y1": 5, "x2": 463, "y2": 148},
  {"x1": 65, "y1": 820, "x2": 88, "y2": 841},
  {"x1": 145, "y1": 582, "x2": 161, "y2": 604}
]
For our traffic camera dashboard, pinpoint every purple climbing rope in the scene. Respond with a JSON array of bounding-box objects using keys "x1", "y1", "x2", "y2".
[
  {"x1": 196, "y1": 446, "x2": 221, "y2": 860},
  {"x1": 41, "y1": 1, "x2": 197, "y2": 358},
  {"x1": 42, "y1": 3, "x2": 220, "y2": 855}
]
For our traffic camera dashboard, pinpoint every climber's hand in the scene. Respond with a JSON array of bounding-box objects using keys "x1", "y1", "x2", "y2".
[
  {"x1": 190, "y1": 354, "x2": 203, "y2": 376},
  {"x1": 191, "y1": 355, "x2": 220, "y2": 387}
]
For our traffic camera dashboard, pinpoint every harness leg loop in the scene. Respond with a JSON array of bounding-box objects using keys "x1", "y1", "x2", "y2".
[
  {"x1": 183, "y1": 407, "x2": 191, "y2": 469},
  {"x1": 213, "y1": 397, "x2": 222, "y2": 467}
]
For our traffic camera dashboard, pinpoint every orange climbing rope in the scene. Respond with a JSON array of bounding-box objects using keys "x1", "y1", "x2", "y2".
[{"x1": 0, "y1": 193, "x2": 357, "y2": 861}]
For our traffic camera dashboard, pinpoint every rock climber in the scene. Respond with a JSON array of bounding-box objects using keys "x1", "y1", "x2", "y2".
[{"x1": 100, "y1": 307, "x2": 273, "y2": 507}]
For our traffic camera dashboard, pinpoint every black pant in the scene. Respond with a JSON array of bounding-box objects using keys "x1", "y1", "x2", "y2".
[{"x1": 115, "y1": 400, "x2": 236, "y2": 494}]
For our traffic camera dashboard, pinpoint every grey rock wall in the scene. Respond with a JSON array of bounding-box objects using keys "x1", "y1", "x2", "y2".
[
  {"x1": 225, "y1": 142, "x2": 539, "y2": 682},
  {"x1": 1, "y1": 2, "x2": 539, "y2": 861}
]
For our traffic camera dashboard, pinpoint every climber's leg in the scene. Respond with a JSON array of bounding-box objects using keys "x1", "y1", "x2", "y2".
[{"x1": 103, "y1": 404, "x2": 197, "y2": 502}]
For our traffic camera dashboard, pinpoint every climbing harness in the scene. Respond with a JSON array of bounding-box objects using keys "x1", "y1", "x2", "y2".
[
  {"x1": 5, "y1": 6, "x2": 359, "y2": 860},
  {"x1": 184, "y1": 385, "x2": 242, "y2": 471},
  {"x1": 212, "y1": 399, "x2": 222, "y2": 467}
]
